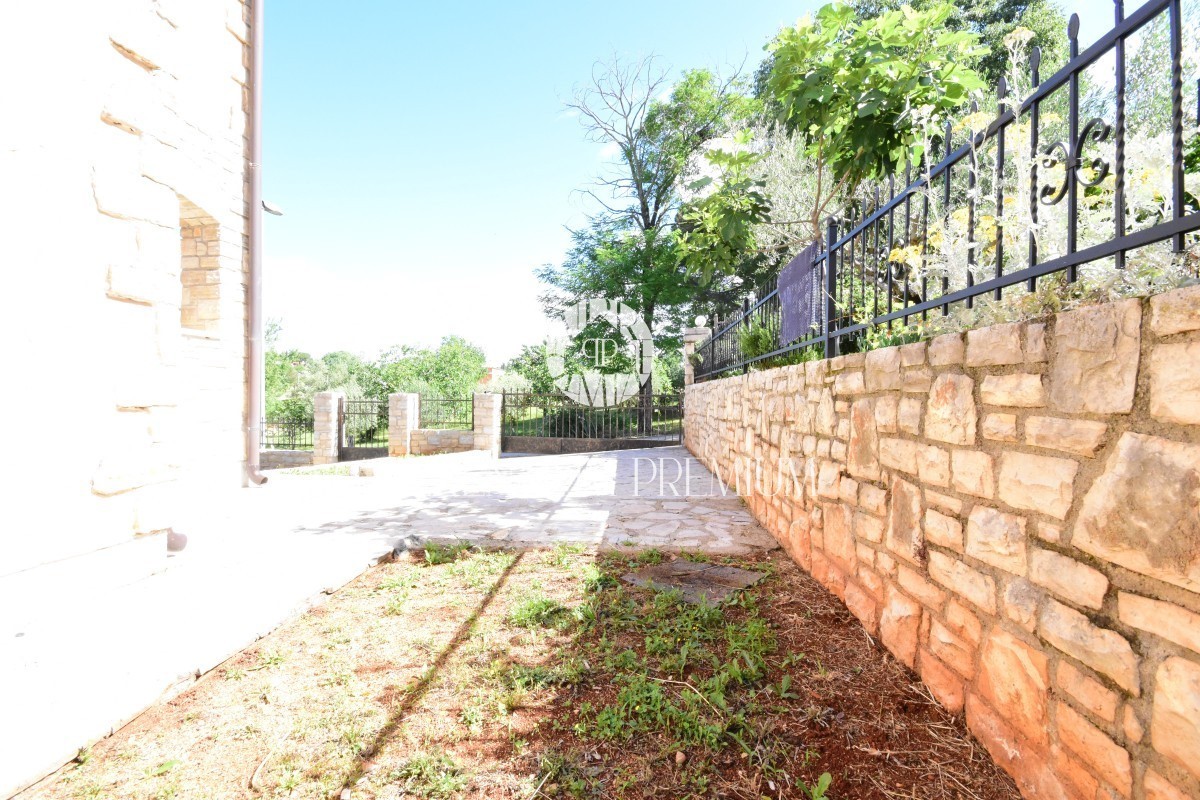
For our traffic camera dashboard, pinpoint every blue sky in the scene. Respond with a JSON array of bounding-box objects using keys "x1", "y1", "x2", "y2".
[{"x1": 263, "y1": 0, "x2": 1098, "y2": 365}]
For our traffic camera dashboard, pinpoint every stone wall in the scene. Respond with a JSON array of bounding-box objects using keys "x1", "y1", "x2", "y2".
[
  {"x1": 388, "y1": 393, "x2": 501, "y2": 457},
  {"x1": 259, "y1": 450, "x2": 314, "y2": 470},
  {"x1": 410, "y1": 429, "x2": 476, "y2": 455},
  {"x1": 683, "y1": 287, "x2": 1200, "y2": 800},
  {"x1": 1, "y1": 2, "x2": 252, "y2": 582}
]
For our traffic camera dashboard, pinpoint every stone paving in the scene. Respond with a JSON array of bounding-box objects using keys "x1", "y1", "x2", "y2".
[
  {"x1": 296, "y1": 446, "x2": 777, "y2": 555},
  {"x1": 0, "y1": 446, "x2": 774, "y2": 797}
]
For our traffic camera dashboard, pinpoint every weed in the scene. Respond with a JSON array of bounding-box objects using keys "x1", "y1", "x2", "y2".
[
  {"x1": 390, "y1": 754, "x2": 469, "y2": 798},
  {"x1": 423, "y1": 542, "x2": 471, "y2": 565},
  {"x1": 251, "y1": 650, "x2": 286, "y2": 671},
  {"x1": 550, "y1": 542, "x2": 586, "y2": 567},
  {"x1": 223, "y1": 667, "x2": 246, "y2": 681},
  {"x1": 508, "y1": 596, "x2": 568, "y2": 629},
  {"x1": 383, "y1": 596, "x2": 406, "y2": 616}
]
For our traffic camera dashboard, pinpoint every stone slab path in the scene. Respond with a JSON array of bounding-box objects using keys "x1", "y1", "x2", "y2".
[{"x1": 0, "y1": 447, "x2": 775, "y2": 797}]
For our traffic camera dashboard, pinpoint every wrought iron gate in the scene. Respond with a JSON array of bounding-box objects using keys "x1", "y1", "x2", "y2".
[
  {"x1": 340, "y1": 398, "x2": 389, "y2": 461},
  {"x1": 500, "y1": 392, "x2": 682, "y2": 454}
]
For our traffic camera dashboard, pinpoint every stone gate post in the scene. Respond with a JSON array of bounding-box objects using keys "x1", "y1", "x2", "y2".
[
  {"x1": 472, "y1": 393, "x2": 502, "y2": 457},
  {"x1": 682, "y1": 326, "x2": 712, "y2": 386},
  {"x1": 388, "y1": 393, "x2": 420, "y2": 456},
  {"x1": 312, "y1": 391, "x2": 344, "y2": 465}
]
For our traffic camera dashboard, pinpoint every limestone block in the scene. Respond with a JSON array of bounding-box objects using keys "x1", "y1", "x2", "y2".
[
  {"x1": 880, "y1": 584, "x2": 922, "y2": 667},
  {"x1": 966, "y1": 323, "x2": 1024, "y2": 367},
  {"x1": 1025, "y1": 323, "x2": 1048, "y2": 362},
  {"x1": 1150, "y1": 342, "x2": 1200, "y2": 425},
  {"x1": 928, "y1": 550, "x2": 996, "y2": 613},
  {"x1": 1118, "y1": 593, "x2": 1200, "y2": 656},
  {"x1": 886, "y1": 476, "x2": 924, "y2": 565},
  {"x1": 977, "y1": 629, "x2": 1050, "y2": 746},
  {"x1": 966, "y1": 505, "x2": 1026, "y2": 574},
  {"x1": 919, "y1": 650, "x2": 965, "y2": 712},
  {"x1": 925, "y1": 374, "x2": 976, "y2": 445},
  {"x1": 1002, "y1": 578, "x2": 1041, "y2": 631},
  {"x1": 1029, "y1": 548, "x2": 1107, "y2": 610},
  {"x1": 1056, "y1": 660, "x2": 1118, "y2": 723},
  {"x1": 982, "y1": 413, "x2": 1018, "y2": 442},
  {"x1": 1150, "y1": 284, "x2": 1200, "y2": 335},
  {"x1": 899, "y1": 342, "x2": 926, "y2": 367},
  {"x1": 1024, "y1": 416, "x2": 1106, "y2": 457},
  {"x1": 997, "y1": 452, "x2": 1077, "y2": 519},
  {"x1": 1055, "y1": 701, "x2": 1131, "y2": 796},
  {"x1": 879, "y1": 437, "x2": 918, "y2": 474},
  {"x1": 898, "y1": 396, "x2": 922, "y2": 435},
  {"x1": 847, "y1": 398, "x2": 879, "y2": 480},
  {"x1": 980, "y1": 373, "x2": 1047, "y2": 407},
  {"x1": 916, "y1": 443, "x2": 950, "y2": 487},
  {"x1": 929, "y1": 333, "x2": 964, "y2": 366},
  {"x1": 874, "y1": 394, "x2": 898, "y2": 433},
  {"x1": 1073, "y1": 432, "x2": 1200, "y2": 594},
  {"x1": 1049, "y1": 299, "x2": 1141, "y2": 414},
  {"x1": 1145, "y1": 770, "x2": 1192, "y2": 800},
  {"x1": 1038, "y1": 599, "x2": 1139, "y2": 694},
  {"x1": 1152, "y1": 657, "x2": 1200, "y2": 782},
  {"x1": 924, "y1": 508, "x2": 963, "y2": 552},
  {"x1": 928, "y1": 616, "x2": 974, "y2": 677},
  {"x1": 865, "y1": 347, "x2": 902, "y2": 391},
  {"x1": 952, "y1": 450, "x2": 995, "y2": 498}
]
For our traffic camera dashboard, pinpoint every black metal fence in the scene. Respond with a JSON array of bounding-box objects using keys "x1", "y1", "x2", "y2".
[
  {"x1": 260, "y1": 417, "x2": 314, "y2": 450},
  {"x1": 420, "y1": 397, "x2": 474, "y2": 430},
  {"x1": 342, "y1": 399, "x2": 388, "y2": 452},
  {"x1": 502, "y1": 392, "x2": 682, "y2": 441},
  {"x1": 696, "y1": 0, "x2": 1200, "y2": 381}
]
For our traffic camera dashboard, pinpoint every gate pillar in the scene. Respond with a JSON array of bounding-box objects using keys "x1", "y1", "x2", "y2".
[
  {"x1": 313, "y1": 391, "x2": 344, "y2": 465},
  {"x1": 473, "y1": 393, "x2": 501, "y2": 458},
  {"x1": 388, "y1": 393, "x2": 420, "y2": 457}
]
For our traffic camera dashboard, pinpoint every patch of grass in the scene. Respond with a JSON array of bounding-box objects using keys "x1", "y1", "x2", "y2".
[
  {"x1": 448, "y1": 548, "x2": 514, "y2": 588},
  {"x1": 550, "y1": 542, "x2": 586, "y2": 567},
  {"x1": 389, "y1": 754, "x2": 469, "y2": 798},
  {"x1": 508, "y1": 596, "x2": 569, "y2": 629},
  {"x1": 423, "y1": 542, "x2": 471, "y2": 565}
]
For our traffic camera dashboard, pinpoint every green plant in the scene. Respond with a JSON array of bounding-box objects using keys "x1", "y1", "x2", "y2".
[
  {"x1": 737, "y1": 318, "x2": 822, "y2": 369},
  {"x1": 390, "y1": 754, "x2": 469, "y2": 798},
  {"x1": 804, "y1": 771, "x2": 834, "y2": 799},
  {"x1": 508, "y1": 596, "x2": 569, "y2": 629},
  {"x1": 423, "y1": 542, "x2": 471, "y2": 565}
]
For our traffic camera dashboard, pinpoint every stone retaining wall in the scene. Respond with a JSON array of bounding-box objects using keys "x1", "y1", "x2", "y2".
[
  {"x1": 683, "y1": 286, "x2": 1200, "y2": 800},
  {"x1": 259, "y1": 450, "x2": 313, "y2": 470}
]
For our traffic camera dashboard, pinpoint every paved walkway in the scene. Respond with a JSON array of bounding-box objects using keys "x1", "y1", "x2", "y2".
[{"x1": 1, "y1": 447, "x2": 775, "y2": 797}]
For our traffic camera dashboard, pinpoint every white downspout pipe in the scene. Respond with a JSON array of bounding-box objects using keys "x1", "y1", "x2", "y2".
[{"x1": 246, "y1": 0, "x2": 267, "y2": 485}]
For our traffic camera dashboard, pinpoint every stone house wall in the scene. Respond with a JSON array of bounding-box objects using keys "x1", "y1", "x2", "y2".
[
  {"x1": 683, "y1": 287, "x2": 1200, "y2": 800},
  {"x1": 0, "y1": 2, "x2": 252, "y2": 582}
]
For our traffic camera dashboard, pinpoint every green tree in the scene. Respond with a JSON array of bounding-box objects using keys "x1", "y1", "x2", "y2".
[
  {"x1": 373, "y1": 336, "x2": 487, "y2": 399},
  {"x1": 845, "y1": 0, "x2": 1067, "y2": 87},
  {"x1": 680, "y1": 2, "x2": 985, "y2": 279}
]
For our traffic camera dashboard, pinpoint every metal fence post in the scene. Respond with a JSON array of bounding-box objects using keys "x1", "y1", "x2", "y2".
[
  {"x1": 823, "y1": 216, "x2": 839, "y2": 360},
  {"x1": 741, "y1": 297, "x2": 751, "y2": 374}
]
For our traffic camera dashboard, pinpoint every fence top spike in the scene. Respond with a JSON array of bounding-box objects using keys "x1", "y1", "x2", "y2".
[
  {"x1": 1114, "y1": 0, "x2": 1124, "y2": 18},
  {"x1": 1068, "y1": 13, "x2": 1080, "y2": 40},
  {"x1": 1030, "y1": 45, "x2": 1042, "y2": 73},
  {"x1": 998, "y1": 75, "x2": 1008, "y2": 98},
  {"x1": 970, "y1": 99, "x2": 979, "y2": 112}
]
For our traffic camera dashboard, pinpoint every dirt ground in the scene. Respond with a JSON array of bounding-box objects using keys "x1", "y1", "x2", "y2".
[{"x1": 20, "y1": 545, "x2": 1019, "y2": 800}]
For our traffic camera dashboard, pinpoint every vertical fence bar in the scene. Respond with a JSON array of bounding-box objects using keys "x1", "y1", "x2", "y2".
[
  {"x1": 903, "y1": 162, "x2": 912, "y2": 325},
  {"x1": 1066, "y1": 16, "x2": 1080, "y2": 280},
  {"x1": 995, "y1": 76, "x2": 1008, "y2": 300},
  {"x1": 886, "y1": 175, "x2": 896, "y2": 326},
  {"x1": 921, "y1": 157, "x2": 930, "y2": 321},
  {"x1": 741, "y1": 296, "x2": 750, "y2": 374},
  {"x1": 1114, "y1": 2, "x2": 1127, "y2": 269},
  {"x1": 1170, "y1": 0, "x2": 1185, "y2": 252},
  {"x1": 942, "y1": 120, "x2": 953, "y2": 314},
  {"x1": 873, "y1": 186, "x2": 881, "y2": 321},
  {"x1": 1028, "y1": 47, "x2": 1042, "y2": 291},
  {"x1": 824, "y1": 217, "x2": 838, "y2": 359},
  {"x1": 967, "y1": 101, "x2": 978, "y2": 309}
]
